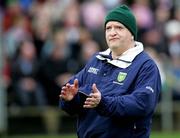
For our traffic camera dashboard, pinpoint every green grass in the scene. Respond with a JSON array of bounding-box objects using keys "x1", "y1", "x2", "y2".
[
  {"x1": 7, "y1": 134, "x2": 77, "y2": 138},
  {"x1": 7, "y1": 132, "x2": 180, "y2": 138},
  {"x1": 151, "y1": 132, "x2": 180, "y2": 138}
]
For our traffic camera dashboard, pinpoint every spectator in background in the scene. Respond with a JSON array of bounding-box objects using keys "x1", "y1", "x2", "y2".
[
  {"x1": 60, "y1": 5, "x2": 161, "y2": 138},
  {"x1": 11, "y1": 39, "x2": 46, "y2": 107},
  {"x1": 81, "y1": 0, "x2": 107, "y2": 50},
  {"x1": 131, "y1": 0, "x2": 154, "y2": 41},
  {"x1": 164, "y1": 20, "x2": 180, "y2": 100},
  {"x1": 153, "y1": 2, "x2": 171, "y2": 55},
  {"x1": 40, "y1": 29, "x2": 72, "y2": 106},
  {"x1": 3, "y1": 13, "x2": 31, "y2": 59},
  {"x1": 79, "y1": 40, "x2": 100, "y2": 67},
  {"x1": 31, "y1": 17, "x2": 52, "y2": 59}
]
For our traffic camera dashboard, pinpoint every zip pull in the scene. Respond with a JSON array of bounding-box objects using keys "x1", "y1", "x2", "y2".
[{"x1": 134, "y1": 124, "x2": 136, "y2": 130}]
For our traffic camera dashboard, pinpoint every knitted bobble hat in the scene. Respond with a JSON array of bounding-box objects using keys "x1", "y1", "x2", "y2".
[{"x1": 105, "y1": 5, "x2": 137, "y2": 40}]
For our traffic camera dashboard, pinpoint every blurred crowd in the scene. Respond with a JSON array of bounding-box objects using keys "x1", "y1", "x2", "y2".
[{"x1": 0, "y1": 0, "x2": 179, "y2": 108}]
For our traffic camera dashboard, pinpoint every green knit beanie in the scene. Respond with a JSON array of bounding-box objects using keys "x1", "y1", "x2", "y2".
[{"x1": 105, "y1": 5, "x2": 137, "y2": 40}]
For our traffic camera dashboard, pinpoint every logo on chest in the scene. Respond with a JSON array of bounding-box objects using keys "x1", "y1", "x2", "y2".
[
  {"x1": 117, "y1": 72, "x2": 127, "y2": 82},
  {"x1": 113, "y1": 72, "x2": 127, "y2": 85},
  {"x1": 88, "y1": 67, "x2": 99, "y2": 75}
]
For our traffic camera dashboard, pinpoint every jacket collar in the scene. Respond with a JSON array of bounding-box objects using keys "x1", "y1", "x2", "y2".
[{"x1": 96, "y1": 41, "x2": 144, "y2": 68}]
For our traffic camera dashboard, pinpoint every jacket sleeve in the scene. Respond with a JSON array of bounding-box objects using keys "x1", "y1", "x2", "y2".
[
  {"x1": 59, "y1": 68, "x2": 87, "y2": 115},
  {"x1": 96, "y1": 60, "x2": 161, "y2": 118},
  {"x1": 60, "y1": 92, "x2": 85, "y2": 115},
  {"x1": 59, "y1": 54, "x2": 97, "y2": 115}
]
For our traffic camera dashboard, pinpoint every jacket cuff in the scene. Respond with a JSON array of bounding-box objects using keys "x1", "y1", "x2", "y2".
[{"x1": 96, "y1": 96, "x2": 110, "y2": 116}]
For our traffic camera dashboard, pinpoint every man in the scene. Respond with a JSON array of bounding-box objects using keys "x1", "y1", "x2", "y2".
[{"x1": 60, "y1": 5, "x2": 161, "y2": 138}]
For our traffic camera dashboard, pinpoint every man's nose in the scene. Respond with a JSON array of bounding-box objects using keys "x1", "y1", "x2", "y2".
[{"x1": 109, "y1": 28, "x2": 117, "y2": 36}]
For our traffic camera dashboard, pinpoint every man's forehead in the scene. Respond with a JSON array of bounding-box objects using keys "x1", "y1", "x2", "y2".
[{"x1": 106, "y1": 21, "x2": 125, "y2": 27}]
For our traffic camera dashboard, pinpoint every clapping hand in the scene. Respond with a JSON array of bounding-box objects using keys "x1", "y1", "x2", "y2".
[
  {"x1": 60, "y1": 79, "x2": 79, "y2": 101},
  {"x1": 83, "y1": 84, "x2": 101, "y2": 108}
]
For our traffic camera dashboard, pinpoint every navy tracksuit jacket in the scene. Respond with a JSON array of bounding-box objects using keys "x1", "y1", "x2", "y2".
[{"x1": 60, "y1": 48, "x2": 161, "y2": 138}]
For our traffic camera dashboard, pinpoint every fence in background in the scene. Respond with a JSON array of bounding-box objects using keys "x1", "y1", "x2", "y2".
[{"x1": 7, "y1": 100, "x2": 180, "y2": 135}]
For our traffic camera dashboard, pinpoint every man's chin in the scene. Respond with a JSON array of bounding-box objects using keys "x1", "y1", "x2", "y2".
[{"x1": 109, "y1": 45, "x2": 119, "y2": 50}]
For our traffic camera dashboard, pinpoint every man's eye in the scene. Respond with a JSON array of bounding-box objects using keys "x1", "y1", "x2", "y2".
[
  {"x1": 106, "y1": 27, "x2": 111, "y2": 30},
  {"x1": 116, "y1": 26, "x2": 123, "y2": 30}
]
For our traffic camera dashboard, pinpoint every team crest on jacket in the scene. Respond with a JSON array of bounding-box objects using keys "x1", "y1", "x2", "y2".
[{"x1": 117, "y1": 72, "x2": 127, "y2": 82}]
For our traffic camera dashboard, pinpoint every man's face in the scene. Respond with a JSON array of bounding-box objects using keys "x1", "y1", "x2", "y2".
[{"x1": 105, "y1": 21, "x2": 133, "y2": 52}]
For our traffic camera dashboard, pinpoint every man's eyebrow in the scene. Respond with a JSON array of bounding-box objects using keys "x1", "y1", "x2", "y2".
[{"x1": 115, "y1": 24, "x2": 125, "y2": 27}]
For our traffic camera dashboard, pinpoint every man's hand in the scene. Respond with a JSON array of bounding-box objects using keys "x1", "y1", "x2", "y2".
[
  {"x1": 83, "y1": 84, "x2": 101, "y2": 108},
  {"x1": 59, "y1": 79, "x2": 79, "y2": 101}
]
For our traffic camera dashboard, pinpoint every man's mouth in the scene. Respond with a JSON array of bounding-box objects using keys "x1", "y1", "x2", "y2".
[{"x1": 109, "y1": 38, "x2": 119, "y2": 41}]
